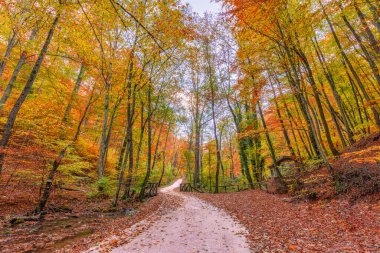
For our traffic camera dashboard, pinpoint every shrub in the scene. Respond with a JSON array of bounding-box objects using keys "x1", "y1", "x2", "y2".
[{"x1": 88, "y1": 177, "x2": 114, "y2": 198}]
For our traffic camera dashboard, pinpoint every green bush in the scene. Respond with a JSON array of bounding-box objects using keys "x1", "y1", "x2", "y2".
[{"x1": 88, "y1": 177, "x2": 114, "y2": 198}]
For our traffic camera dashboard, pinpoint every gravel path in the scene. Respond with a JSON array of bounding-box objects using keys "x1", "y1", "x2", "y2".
[{"x1": 112, "y1": 179, "x2": 250, "y2": 253}]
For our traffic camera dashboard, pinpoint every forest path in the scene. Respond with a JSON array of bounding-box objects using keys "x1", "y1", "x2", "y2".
[{"x1": 112, "y1": 179, "x2": 251, "y2": 253}]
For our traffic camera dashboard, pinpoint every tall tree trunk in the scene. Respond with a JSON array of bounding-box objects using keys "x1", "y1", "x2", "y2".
[
  {"x1": 102, "y1": 99, "x2": 122, "y2": 171},
  {"x1": 0, "y1": 31, "x2": 17, "y2": 78},
  {"x1": 257, "y1": 101, "x2": 282, "y2": 178},
  {"x1": 151, "y1": 124, "x2": 163, "y2": 171},
  {"x1": 276, "y1": 25, "x2": 322, "y2": 158},
  {"x1": 116, "y1": 120, "x2": 129, "y2": 171},
  {"x1": 62, "y1": 63, "x2": 85, "y2": 123},
  {"x1": 298, "y1": 49, "x2": 339, "y2": 155},
  {"x1": 278, "y1": 84, "x2": 310, "y2": 158},
  {"x1": 283, "y1": 61, "x2": 321, "y2": 157},
  {"x1": 238, "y1": 139, "x2": 254, "y2": 186},
  {"x1": 126, "y1": 101, "x2": 145, "y2": 198},
  {"x1": 365, "y1": 0, "x2": 380, "y2": 34},
  {"x1": 113, "y1": 91, "x2": 134, "y2": 205},
  {"x1": 340, "y1": 8, "x2": 380, "y2": 89},
  {"x1": 0, "y1": 29, "x2": 38, "y2": 111},
  {"x1": 97, "y1": 79, "x2": 110, "y2": 183},
  {"x1": 210, "y1": 75, "x2": 222, "y2": 194},
  {"x1": 139, "y1": 85, "x2": 152, "y2": 201},
  {"x1": 159, "y1": 124, "x2": 170, "y2": 186},
  {"x1": 312, "y1": 37, "x2": 354, "y2": 144},
  {"x1": 244, "y1": 100, "x2": 262, "y2": 182},
  {"x1": 194, "y1": 122, "x2": 201, "y2": 187},
  {"x1": 0, "y1": 13, "x2": 61, "y2": 173},
  {"x1": 204, "y1": 38, "x2": 223, "y2": 193},
  {"x1": 225, "y1": 92, "x2": 254, "y2": 186},
  {"x1": 319, "y1": 0, "x2": 380, "y2": 127},
  {"x1": 354, "y1": 1, "x2": 380, "y2": 57},
  {"x1": 228, "y1": 134, "x2": 234, "y2": 179},
  {"x1": 122, "y1": 91, "x2": 137, "y2": 200},
  {"x1": 269, "y1": 79, "x2": 295, "y2": 157}
]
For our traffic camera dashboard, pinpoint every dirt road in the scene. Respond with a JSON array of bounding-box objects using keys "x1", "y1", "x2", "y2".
[{"x1": 111, "y1": 179, "x2": 250, "y2": 253}]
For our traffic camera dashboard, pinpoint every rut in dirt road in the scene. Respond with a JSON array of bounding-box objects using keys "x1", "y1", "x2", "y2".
[{"x1": 112, "y1": 179, "x2": 251, "y2": 253}]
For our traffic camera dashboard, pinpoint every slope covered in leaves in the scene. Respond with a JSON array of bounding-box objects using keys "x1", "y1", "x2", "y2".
[{"x1": 195, "y1": 190, "x2": 380, "y2": 252}]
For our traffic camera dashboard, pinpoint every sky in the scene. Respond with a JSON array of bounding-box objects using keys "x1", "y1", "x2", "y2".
[{"x1": 185, "y1": 0, "x2": 222, "y2": 14}]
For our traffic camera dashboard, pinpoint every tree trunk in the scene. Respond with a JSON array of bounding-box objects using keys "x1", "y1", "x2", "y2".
[
  {"x1": 122, "y1": 89, "x2": 137, "y2": 200},
  {"x1": 298, "y1": 49, "x2": 339, "y2": 155},
  {"x1": 0, "y1": 29, "x2": 38, "y2": 111},
  {"x1": 365, "y1": 0, "x2": 380, "y2": 34},
  {"x1": 275, "y1": 25, "x2": 322, "y2": 158},
  {"x1": 257, "y1": 101, "x2": 282, "y2": 178},
  {"x1": 228, "y1": 134, "x2": 234, "y2": 179},
  {"x1": 319, "y1": 79, "x2": 347, "y2": 148},
  {"x1": 0, "y1": 13, "x2": 61, "y2": 173},
  {"x1": 159, "y1": 124, "x2": 170, "y2": 186},
  {"x1": 125, "y1": 101, "x2": 145, "y2": 199},
  {"x1": 97, "y1": 78, "x2": 110, "y2": 182},
  {"x1": 139, "y1": 85, "x2": 152, "y2": 201},
  {"x1": 62, "y1": 64, "x2": 85, "y2": 123},
  {"x1": 278, "y1": 85, "x2": 309, "y2": 158},
  {"x1": 194, "y1": 122, "x2": 201, "y2": 187},
  {"x1": 0, "y1": 31, "x2": 17, "y2": 78},
  {"x1": 354, "y1": 1, "x2": 380, "y2": 57},
  {"x1": 238, "y1": 138, "x2": 254, "y2": 186},
  {"x1": 319, "y1": 0, "x2": 380, "y2": 127},
  {"x1": 210, "y1": 73, "x2": 222, "y2": 194},
  {"x1": 283, "y1": 62, "x2": 321, "y2": 157},
  {"x1": 269, "y1": 79, "x2": 295, "y2": 157},
  {"x1": 225, "y1": 91, "x2": 254, "y2": 186},
  {"x1": 151, "y1": 124, "x2": 163, "y2": 171},
  {"x1": 312, "y1": 37, "x2": 354, "y2": 144},
  {"x1": 341, "y1": 8, "x2": 380, "y2": 89},
  {"x1": 114, "y1": 96, "x2": 133, "y2": 205}
]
